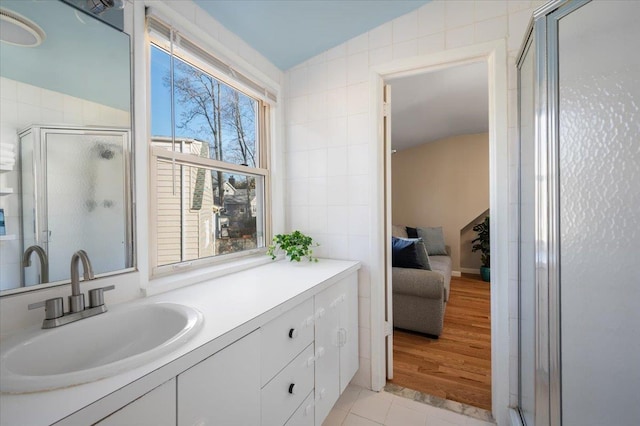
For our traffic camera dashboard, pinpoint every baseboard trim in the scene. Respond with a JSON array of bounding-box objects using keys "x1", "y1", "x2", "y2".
[
  {"x1": 451, "y1": 271, "x2": 461, "y2": 277},
  {"x1": 459, "y1": 267, "x2": 481, "y2": 275}
]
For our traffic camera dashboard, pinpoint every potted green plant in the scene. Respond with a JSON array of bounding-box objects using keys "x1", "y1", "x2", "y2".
[
  {"x1": 472, "y1": 216, "x2": 490, "y2": 282},
  {"x1": 267, "y1": 230, "x2": 319, "y2": 262}
]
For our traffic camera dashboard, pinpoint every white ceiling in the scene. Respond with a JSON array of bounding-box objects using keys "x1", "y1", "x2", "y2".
[
  {"x1": 388, "y1": 62, "x2": 489, "y2": 152},
  {"x1": 193, "y1": 0, "x2": 430, "y2": 70}
]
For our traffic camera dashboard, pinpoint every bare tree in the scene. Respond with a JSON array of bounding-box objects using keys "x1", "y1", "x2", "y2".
[
  {"x1": 167, "y1": 62, "x2": 226, "y2": 205},
  {"x1": 166, "y1": 60, "x2": 257, "y2": 221}
]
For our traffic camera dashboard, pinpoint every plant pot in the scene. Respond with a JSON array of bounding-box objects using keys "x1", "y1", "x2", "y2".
[{"x1": 480, "y1": 266, "x2": 491, "y2": 282}]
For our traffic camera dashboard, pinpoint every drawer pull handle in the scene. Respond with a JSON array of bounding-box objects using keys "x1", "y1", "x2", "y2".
[
  {"x1": 289, "y1": 328, "x2": 298, "y2": 339},
  {"x1": 289, "y1": 383, "x2": 295, "y2": 394},
  {"x1": 304, "y1": 404, "x2": 314, "y2": 416},
  {"x1": 338, "y1": 328, "x2": 347, "y2": 347}
]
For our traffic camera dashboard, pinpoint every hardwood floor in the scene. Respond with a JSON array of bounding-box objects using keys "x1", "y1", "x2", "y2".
[{"x1": 389, "y1": 274, "x2": 492, "y2": 411}]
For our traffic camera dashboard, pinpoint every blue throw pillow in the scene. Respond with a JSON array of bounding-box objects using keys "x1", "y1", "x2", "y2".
[
  {"x1": 417, "y1": 226, "x2": 448, "y2": 256},
  {"x1": 391, "y1": 237, "x2": 431, "y2": 270}
]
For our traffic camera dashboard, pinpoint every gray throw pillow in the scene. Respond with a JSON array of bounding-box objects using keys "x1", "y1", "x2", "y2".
[{"x1": 417, "y1": 226, "x2": 447, "y2": 256}]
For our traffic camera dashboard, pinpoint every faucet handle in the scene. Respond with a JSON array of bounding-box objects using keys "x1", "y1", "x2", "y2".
[
  {"x1": 28, "y1": 297, "x2": 64, "y2": 320},
  {"x1": 89, "y1": 285, "x2": 115, "y2": 308}
]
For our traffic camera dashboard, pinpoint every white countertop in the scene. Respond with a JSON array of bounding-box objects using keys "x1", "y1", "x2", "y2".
[{"x1": 0, "y1": 258, "x2": 360, "y2": 426}]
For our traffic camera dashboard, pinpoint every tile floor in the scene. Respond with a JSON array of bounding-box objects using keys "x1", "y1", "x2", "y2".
[{"x1": 322, "y1": 385, "x2": 496, "y2": 426}]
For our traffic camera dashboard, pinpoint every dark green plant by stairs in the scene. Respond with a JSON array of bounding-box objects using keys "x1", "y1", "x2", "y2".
[
  {"x1": 471, "y1": 216, "x2": 490, "y2": 268},
  {"x1": 267, "y1": 231, "x2": 319, "y2": 262}
]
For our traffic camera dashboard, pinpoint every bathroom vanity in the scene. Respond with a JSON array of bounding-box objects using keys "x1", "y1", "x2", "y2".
[{"x1": 0, "y1": 259, "x2": 360, "y2": 425}]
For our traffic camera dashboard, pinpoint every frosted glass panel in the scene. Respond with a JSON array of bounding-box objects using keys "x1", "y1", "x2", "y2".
[
  {"x1": 558, "y1": 2, "x2": 640, "y2": 425},
  {"x1": 518, "y1": 37, "x2": 535, "y2": 426},
  {"x1": 45, "y1": 132, "x2": 127, "y2": 282}
]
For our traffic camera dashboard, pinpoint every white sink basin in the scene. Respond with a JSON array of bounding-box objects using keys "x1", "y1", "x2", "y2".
[{"x1": 0, "y1": 302, "x2": 203, "y2": 393}]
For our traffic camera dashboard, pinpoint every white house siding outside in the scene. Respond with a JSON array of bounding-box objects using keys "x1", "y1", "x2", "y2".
[{"x1": 153, "y1": 138, "x2": 216, "y2": 265}]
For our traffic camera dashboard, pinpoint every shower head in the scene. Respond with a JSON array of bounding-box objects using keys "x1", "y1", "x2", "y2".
[
  {"x1": 86, "y1": 0, "x2": 124, "y2": 16},
  {"x1": 100, "y1": 149, "x2": 114, "y2": 160},
  {"x1": 93, "y1": 142, "x2": 118, "y2": 160}
]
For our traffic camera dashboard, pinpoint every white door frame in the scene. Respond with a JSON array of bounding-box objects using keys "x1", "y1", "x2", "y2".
[{"x1": 368, "y1": 39, "x2": 510, "y2": 425}]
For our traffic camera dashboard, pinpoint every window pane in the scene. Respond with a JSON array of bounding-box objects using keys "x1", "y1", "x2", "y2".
[
  {"x1": 155, "y1": 158, "x2": 264, "y2": 267},
  {"x1": 150, "y1": 45, "x2": 172, "y2": 140},
  {"x1": 150, "y1": 45, "x2": 259, "y2": 167}
]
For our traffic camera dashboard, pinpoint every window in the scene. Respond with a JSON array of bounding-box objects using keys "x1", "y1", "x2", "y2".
[{"x1": 148, "y1": 17, "x2": 273, "y2": 273}]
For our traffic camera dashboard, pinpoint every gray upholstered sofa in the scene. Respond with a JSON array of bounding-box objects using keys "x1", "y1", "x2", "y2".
[{"x1": 392, "y1": 225, "x2": 452, "y2": 337}]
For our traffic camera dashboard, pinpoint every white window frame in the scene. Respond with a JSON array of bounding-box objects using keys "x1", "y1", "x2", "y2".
[{"x1": 146, "y1": 15, "x2": 275, "y2": 279}]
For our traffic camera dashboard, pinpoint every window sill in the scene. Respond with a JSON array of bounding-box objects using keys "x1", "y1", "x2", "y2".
[{"x1": 144, "y1": 254, "x2": 281, "y2": 297}]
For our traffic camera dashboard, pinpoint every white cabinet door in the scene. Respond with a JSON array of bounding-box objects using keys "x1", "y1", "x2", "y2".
[
  {"x1": 314, "y1": 282, "x2": 341, "y2": 425},
  {"x1": 338, "y1": 273, "x2": 359, "y2": 393},
  {"x1": 177, "y1": 330, "x2": 260, "y2": 426},
  {"x1": 314, "y1": 273, "x2": 360, "y2": 425},
  {"x1": 96, "y1": 378, "x2": 176, "y2": 426}
]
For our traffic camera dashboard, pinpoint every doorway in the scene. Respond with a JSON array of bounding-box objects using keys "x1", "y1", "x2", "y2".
[
  {"x1": 369, "y1": 40, "x2": 510, "y2": 423},
  {"x1": 386, "y1": 61, "x2": 491, "y2": 411}
]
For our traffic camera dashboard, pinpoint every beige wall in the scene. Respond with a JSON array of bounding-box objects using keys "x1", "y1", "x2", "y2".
[
  {"x1": 391, "y1": 132, "x2": 489, "y2": 272},
  {"x1": 460, "y1": 210, "x2": 489, "y2": 271}
]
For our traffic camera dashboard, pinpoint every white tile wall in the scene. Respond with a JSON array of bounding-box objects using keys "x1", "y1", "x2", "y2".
[
  {"x1": 418, "y1": 1, "x2": 445, "y2": 37},
  {"x1": 283, "y1": 0, "x2": 542, "y2": 414},
  {"x1": 392, "y1": 40, "x2": 419, "y2": 60},
  {"x1": 446, "y1": 24, "x2": 475, "y2": 49},
  {"x1": 475, "y1": 1, "x2": 509, "y2": 22},
  {"x1": 348, "y1": 33, "x2": 369, "y2": 55},
  {"x1": 418, "y1": 32, "x2": 446, "y2": 56},
  {"x1": 445, "y1": 1, "x2": 475, "y2": 29},
  {"x1": 392, "y1": 12, "x2": 419, "y2": 44},
  {"x1": 369, "y1": 23, "x2": 393, "y2": 50}
]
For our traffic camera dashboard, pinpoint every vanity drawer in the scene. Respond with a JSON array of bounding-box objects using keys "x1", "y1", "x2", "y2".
[
  {"x1": 284, "y1": 390, "x2": 314, "y2": 426},
  {"x1": 261, "y1": 344, "x2": 315, "y2": 426},
  {"x1": 261, "y1": 297, "x2": 314, "y2": 385}
]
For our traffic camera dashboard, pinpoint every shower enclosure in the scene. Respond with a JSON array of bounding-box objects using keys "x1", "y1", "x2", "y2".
[
  {"x1": 20, "y1": 125, "x2": 131, "y2": 286},
  {"x1": 517, "y1": 1, "x2": 639, "y2": 425}
]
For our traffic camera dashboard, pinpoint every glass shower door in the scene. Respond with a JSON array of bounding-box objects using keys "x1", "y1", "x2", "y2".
[
  {"x1": 517, "y1": 1, "x2": 640, "y2": 424},
  {"x1": 44, "y1": 129, "x2": 128, "y2": 281},
  {"x1": 517, "y1": 32, "x2": 536, "y2": 426},
  {"x1": 556, "y1": 1, "x2": 640, "y2": 425}
]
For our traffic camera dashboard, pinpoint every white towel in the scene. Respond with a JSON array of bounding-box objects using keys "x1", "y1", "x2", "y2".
[
  {"x1": 0, "y1": 158, "x2": 16, "y2": 165},
  {"x1": 0, "y1": 142, "x2": 15, "y2": 151},
  {"x1": 0, "y1": 150, "x2": 16, "y2": 160}
]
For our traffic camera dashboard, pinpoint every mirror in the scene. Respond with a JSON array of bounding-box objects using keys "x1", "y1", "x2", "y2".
[{"x1": 0, "y1": 0, "x2": 133, "y2": 294}]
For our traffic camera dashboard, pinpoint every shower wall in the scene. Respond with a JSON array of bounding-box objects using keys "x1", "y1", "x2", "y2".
[
  {"x1": 45, "y1": 131, "x2": 127, "y2": 281},
  {"x1": 517, "y1": 1, "x2": 640, "y2": 424},
  {"x1": 557, "y1": 1, "x2": 640, "y2": 424}
]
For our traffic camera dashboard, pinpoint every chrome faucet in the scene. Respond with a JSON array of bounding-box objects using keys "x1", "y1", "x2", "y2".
[
  {"x1": 28, "y1": 250, "x2": 114, "y2": 329},
  {"x1": 22, "y1": 245, "x2": 49, "y2": 284},
  {"x1": 69, "y1": 250, "x2": 95, "y2": 313}
]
